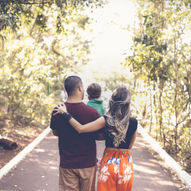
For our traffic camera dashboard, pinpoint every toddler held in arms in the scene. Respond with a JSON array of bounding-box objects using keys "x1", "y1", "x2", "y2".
[{"x1": 87, "y1": 83, "x2": 105, "y2": 116}]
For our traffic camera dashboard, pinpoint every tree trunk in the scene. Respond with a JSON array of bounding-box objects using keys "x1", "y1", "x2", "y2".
[
  {"x1": 0, "y1": 138, "x2": 18, "y2": 150},
  {"x1": 153, "y1": 83, "x2": 158, "y2": 140},
  {"x1": 173, "y1": 36, "x2": 179, "y2": 155},
  {"x1": 149, "y1": 84, "x2": 153, "y2": 133},
  {"x1": 159, "y1": 81, "x2": 164, "y2": 143}
]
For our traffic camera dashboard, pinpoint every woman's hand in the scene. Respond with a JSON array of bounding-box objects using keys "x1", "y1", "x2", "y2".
[{"x1": 53, "y1": 103, "x2": 67, "y2": 115}]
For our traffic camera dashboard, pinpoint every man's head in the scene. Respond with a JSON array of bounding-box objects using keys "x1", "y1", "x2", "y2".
[
  {"x1": 64, "y1": 76, "x2": 84, "y2": 99},
  {"x1": 87, "y1": 83, "x2": 101, "y2": 100}
]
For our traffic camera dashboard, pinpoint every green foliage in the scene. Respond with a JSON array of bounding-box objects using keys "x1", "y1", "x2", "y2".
[
  {"x1": 125, "y1": 0, "x2": 191, "y2": 172},
  {"x1": 0, "y1": 0, "x2": 104, "y2": 31},
  {"x1": 0, "y1": 0, "x2": 102, "y2": 135}
]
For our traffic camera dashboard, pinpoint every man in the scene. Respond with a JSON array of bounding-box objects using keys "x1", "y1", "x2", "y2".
[{"x1": 50, "y1": 76, "x2": 101, "y2": 191}]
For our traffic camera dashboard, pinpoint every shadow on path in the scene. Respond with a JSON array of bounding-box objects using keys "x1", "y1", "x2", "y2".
[{"x1": 132, "y1": 135, "x2": 189, "y2": 191}]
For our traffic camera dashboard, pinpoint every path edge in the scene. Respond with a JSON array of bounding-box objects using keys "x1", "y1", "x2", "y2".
[
  {"x1": 0, "y1": 127, "x2": 51, "y2": 180},
  {"x1": 138, "y1": 124, "x2": 191, "y2": 191}
]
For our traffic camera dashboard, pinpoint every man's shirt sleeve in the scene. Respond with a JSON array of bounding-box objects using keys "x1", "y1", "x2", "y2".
[
  {"x1": 50, "y1": 111, "x2": 57, "y2": 130},
  {"x1": 50, "y1": 109, "x2": 64, "y2": 130}
]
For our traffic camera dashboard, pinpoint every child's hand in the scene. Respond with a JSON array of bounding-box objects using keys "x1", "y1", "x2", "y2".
[{"x1": 53, "y1": 103, "x2": 67, "y2": 115}]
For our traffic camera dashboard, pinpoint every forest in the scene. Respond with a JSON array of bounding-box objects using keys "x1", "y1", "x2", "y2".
[
  {"x1": 0, "y1": 0, "x2": 191, "y2": 174},
  {"x1": 125, "y1": 0, "x2": 191, "y2": 173},
  {"x1": 0, "y1": 0, "x2": 102, "y2": 132}
]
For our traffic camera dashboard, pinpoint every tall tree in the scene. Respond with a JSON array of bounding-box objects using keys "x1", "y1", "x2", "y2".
[{"x1": 125, "y1": 0, "x2": 191, "y2": 172}]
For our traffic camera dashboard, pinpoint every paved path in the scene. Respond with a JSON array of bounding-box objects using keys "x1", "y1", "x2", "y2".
[
  {"x1": 131, "y1": 135, "x2": 188, "y2": 191},
  {"x1": 0, "y1": 135, "x2": 59, "y2": 191},
  {"x1": 0, "y1": 133, "x2": 189, "y2": 191}
]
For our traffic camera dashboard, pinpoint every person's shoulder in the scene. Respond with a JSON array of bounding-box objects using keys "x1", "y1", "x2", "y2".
[
  {"x1": 129, "y1": 117, "x2": 138, "y2": 127},
  {"x1": 85, "y1": 104, "x2": 99, "y2": 113},
  {"x1": 51, "y1": 105, "x2": 59, "y2": 116},
  {"x1": 83, "y1": 103, "x2": 101, "y2": 118}
]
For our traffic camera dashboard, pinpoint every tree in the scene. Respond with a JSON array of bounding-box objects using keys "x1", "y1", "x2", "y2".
[
  {"x1": 0, "y1": 0, "x2": 104, "y2": 135},
  {"x1": 125, "y1": 0, "x2": 191, "y2": 172},
  {"x1": 0, "y1": 0, "x2": 103, "y2": 31}
]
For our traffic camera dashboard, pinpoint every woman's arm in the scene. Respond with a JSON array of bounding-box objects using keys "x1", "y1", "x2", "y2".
[
  {"x1": 129, "y1": 130, "x2": 137, "y2": 149},
  {"x1": 69, "y1": 116, "x2": 105, "y2": 133},
  {"x1": 53, "y1": 103, "x2": 106, "y2": 133}
]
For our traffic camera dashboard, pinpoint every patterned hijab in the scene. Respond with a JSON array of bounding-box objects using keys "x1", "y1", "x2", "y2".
[{"x1": 105, "y1": 87, "x2": 131, "y2": 147}]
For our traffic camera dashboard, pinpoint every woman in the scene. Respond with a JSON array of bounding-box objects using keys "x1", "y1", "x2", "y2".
[{"x1": 54, "y1": 87, "x2": 138, "y2": 191}]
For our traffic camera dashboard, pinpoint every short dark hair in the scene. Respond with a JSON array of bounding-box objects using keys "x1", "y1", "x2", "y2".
[
  {"x1": 64, "y1": 76, "x2": 82, "y2": 96},
  {"x1": 87, "y1": 83, "x2": 101, "y2": 99}
]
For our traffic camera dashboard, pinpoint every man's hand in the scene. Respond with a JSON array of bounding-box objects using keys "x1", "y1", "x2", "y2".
[{"x1": 53, "y1": 103, "x2": 67, "y2": 115}]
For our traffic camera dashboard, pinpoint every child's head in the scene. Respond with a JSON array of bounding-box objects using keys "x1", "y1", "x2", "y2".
[{"x1": 87, "y1": 83, "x2": 102, "y2": 100}]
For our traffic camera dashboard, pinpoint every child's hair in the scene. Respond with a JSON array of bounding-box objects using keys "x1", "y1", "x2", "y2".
[{"x1": 87, "y1": 83, "x2": 102, "y2": 100}]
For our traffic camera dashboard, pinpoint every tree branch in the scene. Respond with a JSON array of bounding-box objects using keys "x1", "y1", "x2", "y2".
[{"x1": 0, "y1": 0, "x2": 53, "y2": 5}]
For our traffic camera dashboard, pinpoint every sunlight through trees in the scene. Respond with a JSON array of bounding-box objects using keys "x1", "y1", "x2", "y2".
[
  {"x1": 124, "y1": 0, "x2": 191, "y2": 172},
  {"x1": 0, "y1": 0, "x2": 103, "y2": 133}
]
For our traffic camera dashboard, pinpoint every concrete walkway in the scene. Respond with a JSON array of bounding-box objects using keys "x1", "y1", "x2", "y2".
[
  {"x1": 0, "y1": 133, "x2": 189, "y2": 191},
  {"x1": 0, "y1": 134, "x2": 59, "y2": 191}
]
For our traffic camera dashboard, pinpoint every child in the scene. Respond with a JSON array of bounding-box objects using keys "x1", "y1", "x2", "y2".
[{"x1": 87, "y1": 83, "x2": 105, "y2": 116}]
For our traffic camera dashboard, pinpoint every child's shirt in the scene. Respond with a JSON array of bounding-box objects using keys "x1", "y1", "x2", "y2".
[{"x1": 87, "y1": 99, "x2": 105, "y2": 116}]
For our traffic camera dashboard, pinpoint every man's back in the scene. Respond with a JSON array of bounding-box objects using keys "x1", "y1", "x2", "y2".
[{"x1": 50, "y1": 102, "x2": 100, "y2": 169}]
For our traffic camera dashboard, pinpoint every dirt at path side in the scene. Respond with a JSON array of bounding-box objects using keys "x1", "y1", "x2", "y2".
[
  {"x1": 0, "y1": 127, "x2": 45, "y2": 169},
  {"x1": 0, "y1": 133, "x2": 59, "y2": 191}
]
